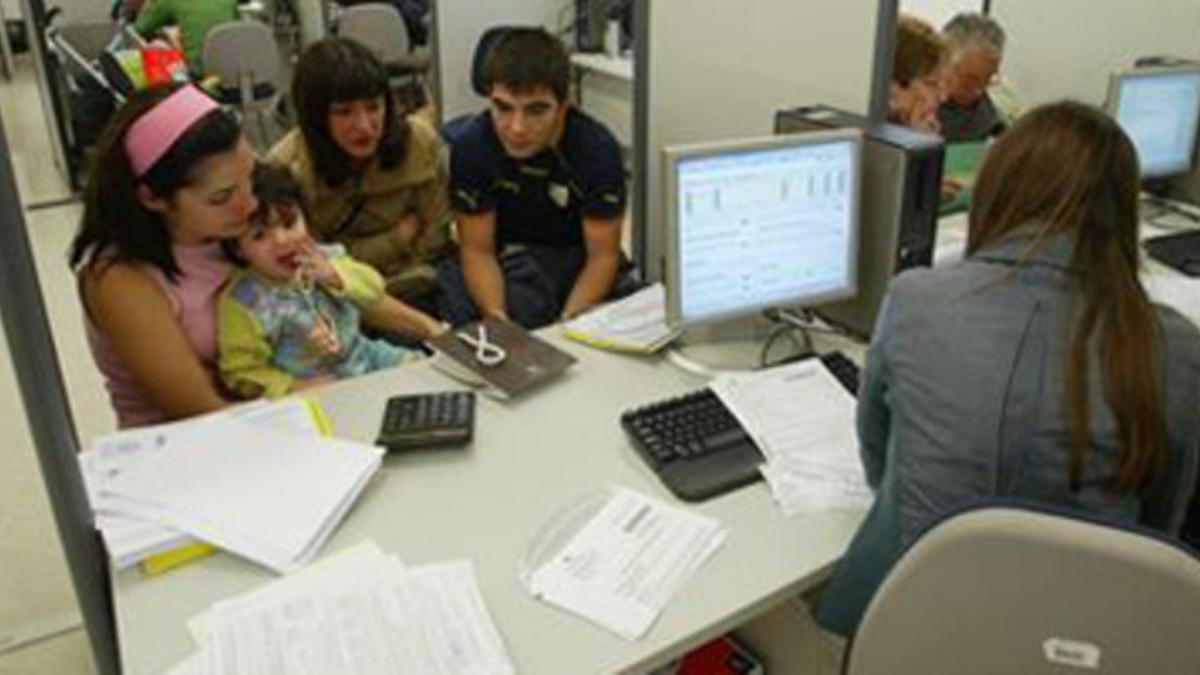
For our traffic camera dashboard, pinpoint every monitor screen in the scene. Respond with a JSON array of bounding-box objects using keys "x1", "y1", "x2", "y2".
[
  {"x1": 1110, "y1": 66, "x2": 1200, "y2": 179},
  {"x1": 665, "y1": 130, "x2": 861, "y2": 327}
]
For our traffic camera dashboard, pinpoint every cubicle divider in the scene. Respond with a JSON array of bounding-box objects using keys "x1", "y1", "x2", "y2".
[
  {"x1": 632, "y1": 0, "x2": 885, "y2": 281},
  {"x1": 0, "y1": 111, "x2": 117, "y2": 673},
  {"x1": 433, "y1": 0, "x2": 567, "y2": 123},
  {"x1": 989, "y1": 0, "x2": 1200, "y2": 107}
]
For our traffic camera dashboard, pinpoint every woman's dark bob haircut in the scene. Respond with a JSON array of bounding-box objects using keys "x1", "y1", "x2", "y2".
[{"x1": 291, "y1": 37, "x2": 411, "y2": 187}]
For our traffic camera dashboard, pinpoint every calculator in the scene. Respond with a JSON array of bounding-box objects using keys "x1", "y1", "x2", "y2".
[{"x1": 376, "y1": 391, "x2": 475, "y2": 452}]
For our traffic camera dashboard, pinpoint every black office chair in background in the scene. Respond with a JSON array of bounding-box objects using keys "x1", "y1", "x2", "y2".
[{"x1": 440, "y1": 25, "x2": 525, "y2": 147}]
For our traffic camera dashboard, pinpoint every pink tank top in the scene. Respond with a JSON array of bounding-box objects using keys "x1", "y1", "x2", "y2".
[{"x1": 86, "y1": 242, "x2": 231, "y2": 428}]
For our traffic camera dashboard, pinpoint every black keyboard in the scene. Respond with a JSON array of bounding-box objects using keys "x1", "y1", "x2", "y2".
[
  {"x1": 376, "y1": 391, "x2": 475, "y2": 452},
  {"x1": 820, "y1": 351, "x2": 861, "y2": 396},
  {"x1": 621, "y1": 352, "x2": 861, "y2": 502},
  {"x1": 1145, "y1": 230, "x2": 1200, "y2": 277}
]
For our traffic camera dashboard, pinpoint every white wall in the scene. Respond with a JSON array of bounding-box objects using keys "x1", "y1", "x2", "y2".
[
  {"x1": 991, "y1": 0, "x2": 1200, "y2": 107},
  {"x1": 434, "y1": 0, "x2": 569, "y2": 121},
  {"x1": 638, "y1": 0, "x2": 881, "y2": 280},
  {"x1": 900, "y1": 0, "x2": 983, "y2": 27}
]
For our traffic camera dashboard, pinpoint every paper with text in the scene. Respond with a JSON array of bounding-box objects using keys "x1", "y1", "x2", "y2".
[
  {"x1": 711, "y1": 359, "x2": 872, "y2": 515},
  {"x1": 527, "y1": 488, "x2": 725, "y2": 640},
  {"x1": 562, "y1": 283, "x2": 678, "y2": 353}
]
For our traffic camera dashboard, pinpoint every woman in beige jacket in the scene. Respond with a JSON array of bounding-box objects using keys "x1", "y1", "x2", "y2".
[{"x1": 270, "y1": 37, "x2": 451, "y2": 301}]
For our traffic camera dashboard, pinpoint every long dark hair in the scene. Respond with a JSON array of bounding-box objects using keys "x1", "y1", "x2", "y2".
[
  {"x1": 966, "y1": 101, "x2": 1165, "y2": 493},
  {"x1": 291, "y1": 37, "x2": 410, "y2": 188},
  {"x1": 69, "y1": 83, "x2": 242, "y2": 280}
]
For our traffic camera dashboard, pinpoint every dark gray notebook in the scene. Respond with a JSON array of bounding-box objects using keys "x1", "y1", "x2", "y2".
[{"x1": 427, "y1": 318, "x2": 577, "y2": 399}]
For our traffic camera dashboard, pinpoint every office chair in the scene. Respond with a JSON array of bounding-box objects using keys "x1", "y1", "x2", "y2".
[
  {"x1": 439, "y1": 25, "x2": 523, "y2": 146},
  {"x1": 845, "y1": 504, "x2": 1200, "y2": 674},
  {"x1": 202, "y1": 20, "x2": 283, "y2": 151},
  {"x1": 334, "y1": 3, "x2": 430, "y2": 109}
]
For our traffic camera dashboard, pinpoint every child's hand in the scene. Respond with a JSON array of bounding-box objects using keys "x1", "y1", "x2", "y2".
[
  {"x1": 296, "y1": 240, "x2": 343, "y2": 290},
  {"x1": 308, "y1": 315, "x2": 341, "y2": 357}
]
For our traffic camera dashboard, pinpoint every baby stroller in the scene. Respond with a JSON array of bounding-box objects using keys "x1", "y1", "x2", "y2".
[{"x1": 43, "y1": 4, "x2": 178, "y2": 189}]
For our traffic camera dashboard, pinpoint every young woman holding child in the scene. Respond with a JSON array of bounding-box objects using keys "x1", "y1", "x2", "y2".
[{"x1": 72, "y1": 83, "x2": 443, "y2": 428}]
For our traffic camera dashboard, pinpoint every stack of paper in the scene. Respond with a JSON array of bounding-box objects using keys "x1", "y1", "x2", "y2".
[
  {"x1": 562, "y1": 283, "x2": 678, "y2": 353},
  {"x1": 526, "y1": 488, "x2": 726, "y2": 640},
  {"x1": 711, "y1": 359, "x2": 873, "y2": 515},
  {"x1": 170, "y1": 542, "x2": 515, "y2": 675},
  {"x1": 85, "y1": 399, "x2": 381, "y2": 573},
  {"x1": 81, "y1": 399, "x2": 330, "y2": 569}
]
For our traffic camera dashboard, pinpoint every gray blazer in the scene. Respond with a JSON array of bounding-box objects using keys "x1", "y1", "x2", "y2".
[{"x1": 816, "y1": 233, "x2": 1200, "y2": 636}]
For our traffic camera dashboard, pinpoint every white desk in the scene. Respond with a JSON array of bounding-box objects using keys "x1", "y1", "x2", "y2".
[{"x1": 111, "y1": 332, "x2": 865, "y2": 674}]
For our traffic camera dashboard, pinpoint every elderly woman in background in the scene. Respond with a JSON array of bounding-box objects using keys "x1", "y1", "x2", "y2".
[{"x1": 890, "y1": 15, "x2": 947, "y2": 134}]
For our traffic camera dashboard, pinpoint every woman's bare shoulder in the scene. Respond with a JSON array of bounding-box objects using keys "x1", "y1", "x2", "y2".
[{"x1": 80, "y1": 259, "x2": 168, "y2": 314}]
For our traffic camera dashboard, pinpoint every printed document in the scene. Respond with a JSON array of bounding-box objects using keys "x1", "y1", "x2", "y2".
[
  {"x1": 174, "y1": 542, "x2": 515, "y2": 675},
  {"x1": 711, "y1": 359, "x2": 872, "y2": 515},
  {"x1": 81, "y1": 398, "x2": 329, "y2": 569},
  {"x1": 562, "y1": 283, "x2": 678, "y2": 352},
  {"x1": 527, "y1": 487, "x2": 725, "y2": 640}
]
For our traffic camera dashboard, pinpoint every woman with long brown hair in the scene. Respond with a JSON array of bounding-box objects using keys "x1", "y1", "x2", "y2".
[{"x1": 815, "y1": 101, "x2": 1200, "y2": 639}]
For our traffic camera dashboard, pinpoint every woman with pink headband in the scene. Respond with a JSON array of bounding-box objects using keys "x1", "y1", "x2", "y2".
[
  {"x1": 70, "y1": 83, "x2": 445, "y2": 428},
  {"x1": 70, "y1": 83, "x2": 256, "y2": 428}
]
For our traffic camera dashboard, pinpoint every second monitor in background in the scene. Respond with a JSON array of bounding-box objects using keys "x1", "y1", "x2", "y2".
[
  {"x1": 1106, "y1": 64, "x2": 1200, "y2": 186},
  {"x1": 663, "y1": 129, "x2": 863, "y2": 370}
]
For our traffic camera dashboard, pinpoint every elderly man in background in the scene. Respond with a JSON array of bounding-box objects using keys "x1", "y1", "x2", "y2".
[{"x1": 937, "y1": 13, "x2": 1013, "y2": 142}]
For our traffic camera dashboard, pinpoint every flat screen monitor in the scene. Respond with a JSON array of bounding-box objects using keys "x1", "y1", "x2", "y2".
[
  {"x1": 1107, "y1": 65, "x2": 1200, "y2": 179},
  {"x1": 664, "y1": 129, "x2": 862, "y2": 328}
]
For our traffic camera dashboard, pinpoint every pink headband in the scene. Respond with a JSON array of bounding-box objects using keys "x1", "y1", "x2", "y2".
[{"x1": 124, "y1": 85, "x2": 221, "y2": 178}]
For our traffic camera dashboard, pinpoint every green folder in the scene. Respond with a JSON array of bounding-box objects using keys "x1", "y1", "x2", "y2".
[{"x1": 939, "y1": 141, "x2": 988, "y2": 216}]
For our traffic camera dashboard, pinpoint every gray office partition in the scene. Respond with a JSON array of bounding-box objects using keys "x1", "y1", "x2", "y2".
[
  {"x1": 0, "y1": 111, "x2": 118, "y2": 672},
  {"x1": 988, "y1": 0, "x2": 1200, "y2": 107},
  {"x1": 632, "y1": 0, "x2": 884, "y2": 280},
  {"x1": 869, "y1": 0, "x2": 900, "y2": 123}
]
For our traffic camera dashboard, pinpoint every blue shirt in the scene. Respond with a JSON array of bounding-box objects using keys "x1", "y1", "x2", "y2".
[
  {"x1": 816, "y1": 233, "x2": 1200, "y2": 637},
  {"x1": 449, "y1": 108, "x2": 625, "y2": 250}
]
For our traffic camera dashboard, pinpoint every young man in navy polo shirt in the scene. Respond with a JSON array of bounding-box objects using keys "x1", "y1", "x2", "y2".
[{"x1": 441, "y1": 27, "x2": 627, "y2": 328}]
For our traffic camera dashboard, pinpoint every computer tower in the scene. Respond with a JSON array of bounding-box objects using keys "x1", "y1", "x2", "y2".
[
  {"x1": 774, "y1": 105, "x2": 944, "y2": 338},
  {"x1": 575, "y1": 0, "x2": 609, "y2": 52},
  {"x1": 1166, "y1": 147, "x2": 1200, "y2": 205}
]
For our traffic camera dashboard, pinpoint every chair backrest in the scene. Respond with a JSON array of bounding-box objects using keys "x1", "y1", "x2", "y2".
[
  {"x1": 202, "y1": 20, "x2": 279, "y2": 85},
  {"x1": 336, "y1": 3, "x2": 410, "y2": 64},
  {"x1": 846, "y1": 505, "x2": 1200, "y2": 675}
]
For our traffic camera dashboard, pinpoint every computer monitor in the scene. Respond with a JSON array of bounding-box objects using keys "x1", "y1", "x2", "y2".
[
  {"x1": 664, "y1": 129, "x2": 862, "y2": 329},
  {"x1": 1106, "y1": 65, "x2": 1200, "y2": 180}
]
